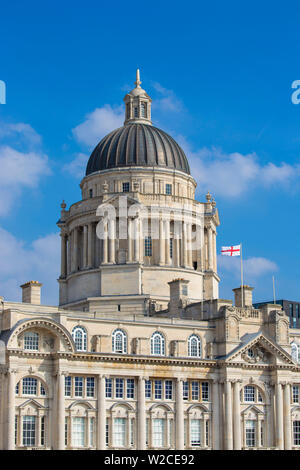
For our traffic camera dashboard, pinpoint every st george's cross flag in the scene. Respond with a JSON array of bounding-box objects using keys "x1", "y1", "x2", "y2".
[{"x1": 221, "y1": 245, "x2": 241, "y2": 257}]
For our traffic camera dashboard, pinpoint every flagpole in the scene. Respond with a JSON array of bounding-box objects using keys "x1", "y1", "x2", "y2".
[{"x1": 240, "y1": 243, "x2": 244, "y2": 308}]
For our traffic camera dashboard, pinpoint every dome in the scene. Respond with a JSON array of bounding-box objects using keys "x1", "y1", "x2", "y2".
[{"x1": 85, "y1": 123, "x2": 190, "y2": 176}]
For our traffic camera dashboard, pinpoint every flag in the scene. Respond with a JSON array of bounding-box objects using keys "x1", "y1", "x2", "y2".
[{"x1": 221, "y1": 245, "x2": 241, "y2": 257}]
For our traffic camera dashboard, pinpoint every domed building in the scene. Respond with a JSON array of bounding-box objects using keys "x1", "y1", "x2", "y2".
[
  {"x1": 57, "y1": 70, "x2": 220, "y2": 313},
  {"x1": 0, "y1": 71, "x2": 298, "y2": 452}
]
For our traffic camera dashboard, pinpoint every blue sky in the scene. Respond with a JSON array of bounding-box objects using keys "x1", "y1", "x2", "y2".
[{"x1": 1, "y1": 0, "x2": 300, "y2": 305}]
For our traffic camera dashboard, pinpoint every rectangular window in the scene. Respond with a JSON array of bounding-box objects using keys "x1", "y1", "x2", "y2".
[
  {"x1": 201, "y1": 382, "x2": 209, "y2": 402},
  {"x1": 65, "y1": 417, "x2": 68, "y2": 446},
  {"x1": 145, "y1": 380, "x2": 152, "y2": 399},
  {"x1": 183, "y1": 381, "x2": 189, "y2": 400},
  {"x1": 245, "y1": 420, "x2": 256, "y2": 447},
  {"x1": 130, "y1": 418, "x2": 135, "y2": 447},
  {"x1": 166, "y1": 184, "x2": 172, "y2": 195},
  {"x1": 22, "y1": 378, "x2": 37, "y2": 395},
  {"x1": 105, "y1": 378, "x2": 113, "y2": 398},
  {"x1": 244, "y1": 386, "x2": 255, "y2": 402},
  {"x1": 113, "y1": 418, "x2": 126, "y2": 447},
  {"x1": 106, "y1": 418, "x2": 109, "y2": 447},
  {"x1": 123, "y1": 182, "x2": 130, "y2": 192},
  {"x1": 144, "y1": 236, "x2": 152, "y2": 257},
  {"x1": 15, "y1": 416, "x2": 18, "y2": 446},
  {"x1": 206, "y1": 420, "x2": 209, "y2": 447},
  {"x1": 126, "y1": 379, "x2": 135, "y2": 399},
  {"x1": 89, "y1": 417, "x2": 95, "y2": 447},
  {"x1": 22, "y1": 416, "x2": 36, "y2": 447},
  {"x1": 86, "y1": 377, "x2": 95, "y2": 398},
  {"x1": 154, "y1": 380, "x2": 163, "y2": 400},
  {"x1": 294, "y1": 421, "x2": 300, "y2": 446},
  {"x1": 74, "y1": 377, "x2": 84, "y2": 397},
  {"x1": 152, "y1": 418, "x2": 165, "y2": 448},
  {"x1": 40, "y1": 416, "x2": 45, "y2": 446},
  {"x1": 146, "y1": 418, "x2": 149, "y2": 447},
  {"x1": 72, "y1": 417, "x2": 85, "y2": 447},
  {"x1": 40, "y1": 384, "x2": 46, "y2": 396},
  {"x1": 165, "y1": 380, "x2": 173, "y2": 400},
  {"x1": 191, "y1": 381, "x2": 199, "y2": 401},
  {"x1": 190, "y1": 419, "x2": 201, "y2": 447},
  {"x1": 170, "y1": 238, "x2": 173, "y2": 259},
  {"x1": 65, "y1": 376, "x2": 72, "y2": 397},
  {"x1": 115, "y1": 378, "x2": 124, "y2": 398},
  {"x1": 293, "y1": 386, "x2": 299, "y2": 403}
]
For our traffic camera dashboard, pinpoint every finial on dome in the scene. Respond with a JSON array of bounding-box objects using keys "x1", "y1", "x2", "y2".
[
  {"x1": 206, "y1": 191, "x2": 212, "y2": 202},
  {"x1": 135, "y1": 69, "x2": 142, "y2": 88}
]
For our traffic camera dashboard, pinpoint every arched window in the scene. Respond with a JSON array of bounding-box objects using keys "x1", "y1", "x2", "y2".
[
  {"x1": 188, "y1": 335, "x2": 202, "y2": 358},
  {"x1": 151, "y1": 332, "x2": 165, "y2": 356},
  {"x1": 241, "y1": 385, "x2": 264, "y2": 403},
  {"x1": 72, "y1": 326, "x2": 87, "y2": 352},
  {"x1": 24, "y1": 332, "x2": 39, "y2": 351},
  {"x1": 291, "y1": 342, "x2": 300, "y2": 363},
  {"x1": 112, "y1": 329, "x2": 127, "y2": 354},
  {"x1": 16, "y1": 377, "x2": 47, "y2": 397}
]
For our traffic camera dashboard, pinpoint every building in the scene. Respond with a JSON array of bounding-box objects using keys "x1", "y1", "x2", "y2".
[
  {"x1": 253, "y1": 300, "x2": 300, "y2": 329},
  {"x1": 1, "y1": 71, "x2": 300, "y2": 451}
]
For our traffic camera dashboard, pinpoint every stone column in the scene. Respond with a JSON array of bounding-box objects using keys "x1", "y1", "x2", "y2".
[
  {"x1": 207, "y1": 226, "x2": 213, "y2": 271},
  {"x1": 127, "y1": 218, "x2": 133, "y2": 262},
  {"x1": 60, "y1": 233, "x2": 67, "y2": 278},
  {"x1": 57, "y1": 372, "x2": 65, "y2": 450},
  {"x1": 275, "y1": 382, "x2": 284, "y2": 450},
  {"x1": 102, "y1": 221, "x2": 108, "y2": 264},
  {"x1": 212, "y1": 229, "x2": 217, "y2": 272},
  {"x1": 175, "y1": 378, "x2": 184, "y2": 449},
  {"x1": 87, "y1": 223, "x2": 93, "y2": 267},
  {"x1": 73, "y1": 227, "x2": 79, "y2": 271},
  {"x1": 7, "y1": 369, "x2": 16, "y2": 450},
  {"x1": 212, "y1": 380, "x2": 220, "y2": 450},
  {"x1": 224, "y1": 380, "x2": 233, "y2": 450},
  {"x1": 97, "y1": 375, "x2": 106, "y2": 450},
  {"x1": 182, "y1": 223, "x2": 187, "y2": 268},
  {"x1": 134, "y1": 217, "x2": 140, "y2": 263},
  {"x1": 83, "y1": 225, "x2": 88, "y2": 268},
  {"x1": 233, "y1": 380, "x2": 241, "y2": 450},
  {"x1": 138, "y1": 377, "x2": 146, "y2": 450},
  {"x1": 187, "y1": 223, "x2": 193, "y2": 268},
  {"x1": 159, "y1": 218, "x2": 164, "y2": 265},
  {"x1": 283, "y1": 382, "x2": 292, "y2": 450},
  {"x1": 165, "y1": 219, "x2": 171, "y2": 265}
]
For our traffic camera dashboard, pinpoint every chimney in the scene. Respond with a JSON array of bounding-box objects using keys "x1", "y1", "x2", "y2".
[
  {"x1": 233, "y1": 285, "x2": 253, "y2": 308},
  {"x1": 168, "y1": 279, "x2": 189, "y2": 315},
  {"x1": 20, "y1": 281, "x2": 42, "y2": 305}
]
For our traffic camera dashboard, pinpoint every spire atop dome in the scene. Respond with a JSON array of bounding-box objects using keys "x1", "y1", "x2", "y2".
[{"x1": 123, "y1": 69, "x2": 152, "y2": 125}]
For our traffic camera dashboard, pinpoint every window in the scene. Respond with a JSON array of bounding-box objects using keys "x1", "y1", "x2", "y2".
[
  {"x1": 190, "y1": 419, "x2": 201, "y2": 447},
  {"x1": 202, "y1": 382, "x2": 209, "y2": 402},
  {"x1": 74, "y1": 377, "x2": 84, "y2": 397},
  {"x1": 166, "y1": 184, "x2": 172, "y2": 195},
  {"x1": 188, "y1": 335, "x2": 202, "y2": 358},
  {"x1": 113, "y1": 418, "x2": 126, "y2": 447},
  {"x1": 294, "y1": 421, "x2": 300, "y2": 446},
  {"x1": 112, "y1": 329, "x2": 127, "y2": 354},
  {"x1": 89, "y1": 189, "x2": 93, "y2": 198},
  {"x1": 65, "y1": 417, "x2": 68, "y2": 446},
  {"x1": 291, "y1": 342, "x2": 300, "y2": 363},
  {"x1": 40, "y1": 383, "x2": 46, "y2": 396},
  {"x1": 290, "y1": 303, "x2": 294, "y2": 317},
  {"x1": 141, "y1": 102, "x2": 146, "y2": 117},
  {"x1": 65, "y1": 376, "x2": 72, "y2": 397},
  {"x1": 24, "y1": 332, "x2": 39, "y2": 351},
  {"x1": 293, "y1": 385, "x2": 300, "y2": 403},
  {"x1": 122, "y1": 182, "x2": 130, "y2": 193},
  {"x1": 72, "y1": 326, "x2": 87, "y2": 352},
  {"x1": 22, "y1": 377, "x2": 37, "y2": 395},
  {"x1": 145, "y1": 380, "x2": 152, "y2": 399},
  {"x1": 15, "y1": 416, "x2": 18, "y2": 445},
  {"x1": 23, "y1": 416, "x2": 36, "y2": 447},
  {"x1": 144, "y1": 236, "x2": 152, "y2": 257},
  {"x1": 183, "y1": 381, "x2": 189, "y2": 400},
  {"x1": 86, "y1": 377, "x2": 95, "y2": 397},
  {"x1": 247, "y1": 348, "x2": 254, "y2": 358},
  {"x1": 106, "y1": 378, "x2": 113, "y2": 398},
  {"x1": 41, "y1": 416, "x2": 45, "y2": 446},
  {"x1": 170, "y1": 238, "x2": 173, "y2": 259},
  {"x1": 106, "y1": 418, "x2": 109, "y2": 447},
  {"x1": 245, "y1": 420, "x2": 256, "y2": 447},
  {"x1": 89, "y1": 418, "x2": 95, "y2": 447},
  {"x1": 297, "y1": 304, "x2": 300, "y2": 318},
  {"x1": 244, "y1": 385, "x2": 255, "y2": 402},
  {"x1": 191, "y1": 381, "x2": 199, "y2": 401},
  {"x1": 15, "y1": 382, "x2": 19, "y2": 395},
  {"x1": 115, "y1": 378, "x2": 124, "y2": 398},
  {"x1": 134, "y1": 107, "x2": 138, "y2": 118},
  {"x1": 72, "y1": 417, "x2": 85, "y2": 447},
  {"x1": 154, "y1": 380, "x2": 163, "y2": 400},
  {"x1": 152, "y1": 419, "x2": 165, "y2": 448},
  {"x1": 182, "y1": 285, "x2": 188, "y2": 296},
  {"x1": 151, "y1": 332, "x2": 165, "y2": 356},
  {"x1": 165, "y1": 380, "x2": 173, "y2": 400},
  {"x1": 126, "y1": 379, "x2": 135, "y2": 399}
]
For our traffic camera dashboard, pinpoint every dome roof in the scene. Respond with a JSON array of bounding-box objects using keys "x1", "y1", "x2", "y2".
[{"x1": 85, "y1": 123, "x2": 190, "y2": 176}]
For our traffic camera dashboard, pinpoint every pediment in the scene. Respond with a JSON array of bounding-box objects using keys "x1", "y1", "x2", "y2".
[
  {"x1": 98, "y1": 194, "x2": 141, "y2": 209},
  {"x1": 225, "y1": 333, "x2": 294, "y2": 366},
  {"x1": 242, "y1": 405, "x2": 264, "y2": 417},
  {"x1": 19, "y1": 399, "x2": 46, "y2": 410}
]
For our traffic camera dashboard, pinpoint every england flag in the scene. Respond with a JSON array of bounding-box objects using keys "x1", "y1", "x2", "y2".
[{"x1": 221, "y1": 245, "x2": 241, "y2": 257}]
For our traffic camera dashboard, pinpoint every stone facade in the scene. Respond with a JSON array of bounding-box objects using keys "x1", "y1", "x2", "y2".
[{"x1": 1, "y1": 71, "x2": 300, "y2": 451}]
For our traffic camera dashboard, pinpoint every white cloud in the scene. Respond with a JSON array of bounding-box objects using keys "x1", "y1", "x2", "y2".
[
  {"x1": 152, "y1": 82, "x2": 183, "y2": 113},
  {"x1": 218, "y1": 255, "x2": 278, "y2": 281},
  {"x1": 176, "y1": 140, "x2": 300, "y2": 198},
  {"x1": 72, "y1": 105, "x2": 124, "y2": 148},
  {"x1": 63, "y1": 153, "x2": 89, "y2": 179},
  {"x1": 0, "y1": 122, "x2": 42, "y2": 148},
  {"x1": 0, "y1": 145, "x2": 51, "y2": 216},
  {"x1": 0, "y1": 227, "x2": 60, "y2": 305}
]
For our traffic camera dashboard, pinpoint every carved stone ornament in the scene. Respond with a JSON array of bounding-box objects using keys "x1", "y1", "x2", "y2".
[{"x1": 241, "y1": 345, "x2": 269, "y2": 364}]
